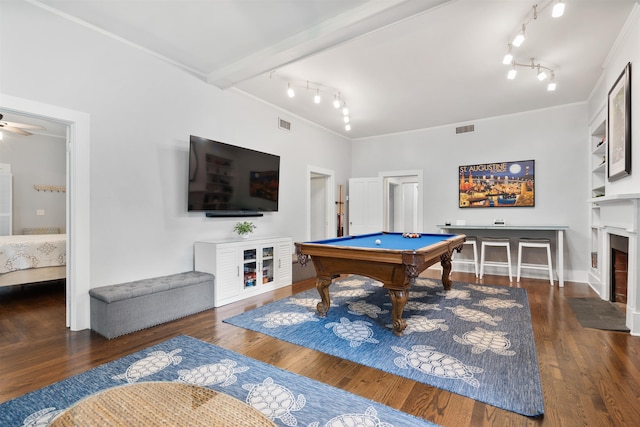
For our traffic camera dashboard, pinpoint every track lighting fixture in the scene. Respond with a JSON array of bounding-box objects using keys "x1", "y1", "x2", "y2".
[
  {"x1": 345, "y1": 124, "x2": 351, "y2": 131},
  {"x1": 507, "y1": 58, "x2": 556, "y2": 89},
  {"x1": 275, "y1": 72, "x2": 353, "y2": 132},
  {"x1": 503, "y1": 0, "x2": 564, "y2": 91}
]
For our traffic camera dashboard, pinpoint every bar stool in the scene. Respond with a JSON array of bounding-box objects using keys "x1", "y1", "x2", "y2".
[
  {"x1": 516, "y1": 238, "x2": 554, "y2": 286},
  {"x1": 451, "y1": 236, "x2": 479, "y2": 277},
  {"x1": 480, "y1": 237, "x2": 512, "y2": 281}
]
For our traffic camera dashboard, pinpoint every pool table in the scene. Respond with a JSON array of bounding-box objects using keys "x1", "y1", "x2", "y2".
[{"x1": 295, "y1": 232, "x2": 466, "y2": 336}]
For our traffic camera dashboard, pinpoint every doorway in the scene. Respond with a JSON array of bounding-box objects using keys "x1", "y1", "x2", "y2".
[
  {"x1": 1, "y1": 94, "x2": 91, "y2": 331},
  {"x1": 307, "y1": 166, "x2": 335, "y2": 241},
  {"x1": 380, "y1": 170, "x2": 423, "y2": 233}
]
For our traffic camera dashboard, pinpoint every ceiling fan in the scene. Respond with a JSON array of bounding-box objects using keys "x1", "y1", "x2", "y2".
[{"x1": 0, "y1": 113, "x2": 45, "y2": 136}]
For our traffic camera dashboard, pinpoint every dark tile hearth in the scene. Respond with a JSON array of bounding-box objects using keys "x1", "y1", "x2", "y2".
[{"x1": 568, "y1": 297, "x2": 630, "y2": 332}]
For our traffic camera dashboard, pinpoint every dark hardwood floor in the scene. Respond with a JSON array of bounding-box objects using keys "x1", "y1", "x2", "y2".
[{"x1": 1, "y1": 271, "x2": 639, "y2": 426}]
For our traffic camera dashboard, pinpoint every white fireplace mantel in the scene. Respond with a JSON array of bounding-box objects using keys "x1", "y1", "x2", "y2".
[{"x1": 589, "y1": 193, "x2": 639, "y2": 336}]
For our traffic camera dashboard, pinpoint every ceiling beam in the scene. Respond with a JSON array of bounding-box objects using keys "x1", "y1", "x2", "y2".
[{"x1": 207, "y1": 0, "x2": 454, "y2": 89}]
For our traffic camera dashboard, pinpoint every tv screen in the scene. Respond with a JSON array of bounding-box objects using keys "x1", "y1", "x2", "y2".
[{"x1": 188, "y1": 135, "x2": 280, "y2": 214}]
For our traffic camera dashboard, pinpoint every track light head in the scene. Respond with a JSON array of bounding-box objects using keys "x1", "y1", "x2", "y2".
[
  {"x1": 536, "y1": 66, "x2": 548, "y2": 81},
  {"x1": 314, "y1": 89, "x2": 321, "y2": 104},
  {"x1": 547, "y1": 72, "x2": 557, "y2": 91},
  {"x1": 552, "y1": 1, "x2": 565, "y2": 18},
  {"x1": 287, "y1": 83, "x2": 295, "y2": 98},
  {"x1": 507, "y1": 67, "x2": 517, "y2": 80},
  {"x1": 502, "y1": 43, "x2": 514, "y2": 65},
  {"x1": 333, "y1": 93, "x2": 341, "y2": 109},
  {"x1": 512, "y1": 25, "x2": 525, "y2": 47}
]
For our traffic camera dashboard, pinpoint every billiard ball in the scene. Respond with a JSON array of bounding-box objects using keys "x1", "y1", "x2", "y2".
[{"x1": 375, "y1": 239, "x2": 381, "y2": 245}]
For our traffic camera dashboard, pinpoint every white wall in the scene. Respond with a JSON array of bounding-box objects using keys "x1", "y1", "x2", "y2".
[
  {"x1": 588, "y1": 6, "x2": 639, "y2": 195},
  {"x1": 0, "y1": 133, "x2": 66, "y2": 233},
  {"x1": 351, "y1": 103, "x2": 590, "y2": 281},
  {"x1": 1, "y1": 1, "x2": 351, "y2": 328}
]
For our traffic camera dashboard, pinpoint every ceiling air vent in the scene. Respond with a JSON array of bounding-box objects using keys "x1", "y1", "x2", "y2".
[
  {"x1": 456, "y1": 124, "x2": 475, "y2": 134},
  {"x1": 278, "y1": 117, "x2": 291, "y2": 131}
]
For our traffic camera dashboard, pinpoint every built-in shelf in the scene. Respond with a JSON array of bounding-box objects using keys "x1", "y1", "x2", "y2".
[
  {"x1": 588, "y1": 116, "x2": 606, "y2": 291},
  {"x1": 590, "y1": 120, "x2": 607, "y2": 200}
]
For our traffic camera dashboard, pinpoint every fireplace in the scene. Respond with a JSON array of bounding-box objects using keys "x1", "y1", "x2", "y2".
[
  {"x1": 592, "y1": 194, "x2": 638, "y2": 335},
  {"x1": 610, "y1": 234, "x2": 628, "y2": 304}
]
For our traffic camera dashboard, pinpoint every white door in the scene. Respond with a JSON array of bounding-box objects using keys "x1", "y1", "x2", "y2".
[
  {"x1": 380, "y1": 170, "x2": 423, "y2": 233},
  {"x1": 0, "y1": 170, "x2": 12, "y2": 236},
  {"x1": 310, "y1": 175, "x2": 327, "y2": 241},
  {"x1": 307, "y1": 166, "x2": 335, "y2": 241},
  {"x1": 385, "y1": 178, "x2": 419, "y2": 232},
  {"x1": 402, "y1": 181, "x2": 419, "y2": 232},
  {"x1": 348, "y1": 177, "x2": 382, "y2": 235}
]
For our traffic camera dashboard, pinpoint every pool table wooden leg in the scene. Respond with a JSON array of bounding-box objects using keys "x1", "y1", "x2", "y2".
[
  {"x1": 440, "y1": 251, "x2": 453, "y2": 290},
  {"x1": 388, "y1": 289, "x2": 408, "y2": 336},
  {"x1": 315, "y1": 276, "x2": 333, "y2": 317}
]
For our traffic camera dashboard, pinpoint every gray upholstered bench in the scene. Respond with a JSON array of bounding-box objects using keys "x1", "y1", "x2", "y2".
[{"x1": 89, "y1": 271, "x2": 215, "y2": 339}]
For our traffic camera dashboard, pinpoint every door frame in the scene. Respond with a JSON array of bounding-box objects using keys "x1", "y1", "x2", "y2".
[
  {"x1": 379, "y1": 169, "x2": 423, "y2": 232},
  {"x1": 306, "y1": 165, "x2": 336, "y2": 241},
  {"x1": 1, "y1": 94, "x2": 91, "y2": 331}
]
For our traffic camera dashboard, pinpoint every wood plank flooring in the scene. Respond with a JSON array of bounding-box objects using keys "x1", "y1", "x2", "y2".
[{"x1": 1, "y1": 271, "x2": 639, "y2": 426}]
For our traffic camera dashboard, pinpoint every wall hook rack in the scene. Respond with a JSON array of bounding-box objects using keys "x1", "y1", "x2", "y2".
[{"x1": 34, "y1": 184, "x2": 66, "y2": 193}]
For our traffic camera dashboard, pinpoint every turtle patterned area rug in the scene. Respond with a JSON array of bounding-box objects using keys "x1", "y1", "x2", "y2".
[
  {"x1": 0, "y1": 335, "x2": 437, "y2": 427},
  {"x1": 225, "y1": 276, "x2": 544, "y2": 417}
]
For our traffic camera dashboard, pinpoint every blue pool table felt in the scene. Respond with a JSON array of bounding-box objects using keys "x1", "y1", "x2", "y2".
[{"x1": 308, "y1": 232, "x2": 458, "y2": 251}]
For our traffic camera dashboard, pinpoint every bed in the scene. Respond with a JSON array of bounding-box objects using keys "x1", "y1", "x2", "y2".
[{"x1": 0, "y1": 234, "x2": 66, "y2": 287}]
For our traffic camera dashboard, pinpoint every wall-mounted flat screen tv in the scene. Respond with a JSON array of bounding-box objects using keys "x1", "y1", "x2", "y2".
[{"x1": 188, "y1": 135, "x2": 280, "y2": 215}]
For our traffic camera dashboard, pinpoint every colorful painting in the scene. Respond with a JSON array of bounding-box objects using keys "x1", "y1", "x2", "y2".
[{"x1": 459, "y1": 160, "x2": 535, "y2": 208}]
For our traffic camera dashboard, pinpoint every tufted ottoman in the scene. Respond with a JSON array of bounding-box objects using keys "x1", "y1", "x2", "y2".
[{"x1": 89, "y1": 271, "x2": 215, "y2": 339}]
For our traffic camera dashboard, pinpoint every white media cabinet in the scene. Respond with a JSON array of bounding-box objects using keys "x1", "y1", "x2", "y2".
[{"x1": 194, "y1": 236, "x2": 292, "y2": 307}]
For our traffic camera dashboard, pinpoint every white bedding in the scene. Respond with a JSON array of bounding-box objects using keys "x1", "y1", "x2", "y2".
[{"x1": 0, "y1": 234, "x2": 66, "y2": 274}]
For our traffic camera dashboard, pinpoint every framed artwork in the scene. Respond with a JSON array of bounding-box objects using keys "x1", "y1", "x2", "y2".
[
  {"x1": 608, "y1": 62, "x2": 631, "y2": 181},
  {"x1": 459, "y1": 160, "x2": 535, "y2": 208}
]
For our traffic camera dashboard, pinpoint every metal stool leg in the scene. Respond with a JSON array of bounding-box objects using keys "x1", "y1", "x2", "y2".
[
  {"x1": 546, "y1": 244, "x2": 554, "y2": 286},
  {"x1": 517, "y1": 242, "x2": 523, "y2": 282},
  {"x1": 479, "y1": 242, "x2": 486, "y2": 279},
  {"x1": 472, "y1": 241, "x2": 479, "y2": 277}
]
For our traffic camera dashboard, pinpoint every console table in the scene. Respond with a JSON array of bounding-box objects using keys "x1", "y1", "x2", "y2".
[{"x1": 437, "y1": 224, "x2": 569, "y2": 287}]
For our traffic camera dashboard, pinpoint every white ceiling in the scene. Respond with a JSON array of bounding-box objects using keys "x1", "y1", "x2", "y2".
[{"x1": 6, "y1": 0, "x2": 639, "y2": 139}]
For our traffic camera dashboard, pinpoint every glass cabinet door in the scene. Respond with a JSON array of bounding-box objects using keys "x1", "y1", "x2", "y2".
[
  {"x1": 243, "y1": 248, "x2": 257, "y2": 288},
  {"x1": 261, "y1": 246, "x2": 274, "y2": 285}
]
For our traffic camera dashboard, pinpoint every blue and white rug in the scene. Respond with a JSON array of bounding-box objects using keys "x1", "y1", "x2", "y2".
[
  {"x1": 225, "y1": 276, "x2": 544, "y2": 416},
  {"x1": 0, "y1": 335, "x2": 437, "y2": 427}
]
